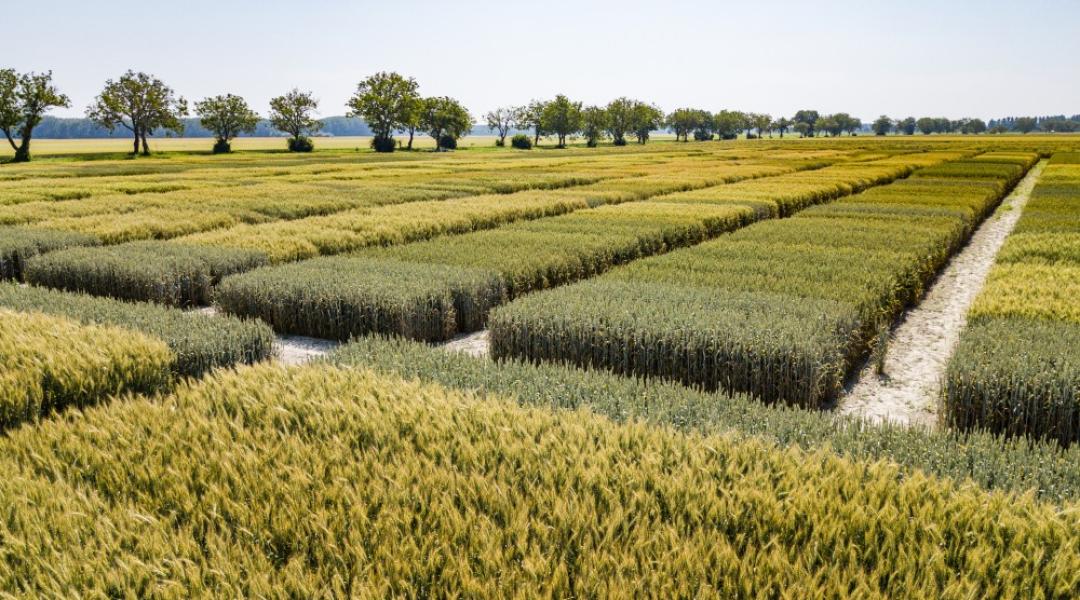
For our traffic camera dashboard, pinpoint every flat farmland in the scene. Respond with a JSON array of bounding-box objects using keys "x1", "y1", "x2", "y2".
[{"x1": 3, "y1": 136, "x2": 1080, "y2": 596}]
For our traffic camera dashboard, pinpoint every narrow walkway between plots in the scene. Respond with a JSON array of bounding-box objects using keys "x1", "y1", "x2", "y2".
[
  {"x1": 441, "y1": 330, "x2": 490, "y2": 357},
  {"x1": 837, "y1": 160, "x2": 1046, "y2": 426}
]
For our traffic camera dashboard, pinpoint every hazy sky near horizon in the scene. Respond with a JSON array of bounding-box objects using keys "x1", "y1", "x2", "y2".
[{"x1": 12, "y1": 0, "x2": 1080, "y2": 121}]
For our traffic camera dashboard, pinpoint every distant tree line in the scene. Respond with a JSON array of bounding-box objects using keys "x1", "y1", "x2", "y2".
[{"x1": 1, "y1": 66, "x2": 1077, "y2": 161}]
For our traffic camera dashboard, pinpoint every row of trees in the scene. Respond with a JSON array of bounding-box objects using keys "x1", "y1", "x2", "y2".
[
  {"x1": 870, "y1": 116, "x2": 989, "y2": 136},
  {"x1": 79, "y1": 70, "x2": 475, "y2": 156},
  {"x1": 484, "y1": 97, "x2": 663, "y2": 148}
]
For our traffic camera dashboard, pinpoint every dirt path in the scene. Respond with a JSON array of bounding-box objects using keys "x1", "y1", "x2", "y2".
[
  {"x1": 274, "y1": 335, "x2": 339, "y2": 366},
  {"x1": 440, "y1": 330, "x2": 490, "y2": 357},
  {"x1": 837, "y1": 160, "x2": 1045, "y2": 426}
]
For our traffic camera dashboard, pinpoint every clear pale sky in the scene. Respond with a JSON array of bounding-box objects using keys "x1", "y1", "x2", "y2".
[{"x1": 12, "y1": 0, "x2": 1079, "y2": 121}]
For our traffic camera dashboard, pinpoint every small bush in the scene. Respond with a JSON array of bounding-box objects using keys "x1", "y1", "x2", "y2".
[
  {"x1": 371, "y1": 135, "x2": 395, "y2": 153},
  {"x1": 287, "y1": 136, "x2": 314, "y2": 152},
  {"x1": 612, "y1": 137, "x2": 627, "y2": 146},
  {"x1": 438, "y1": 134, "x2": 458, "y2": 150},
  {"x1": 494, "y1": 138, "x2": 505, "y2": 147},
  {"x1": 212, "y1": 139, "x2": 231, "y2": 154},
  {"x1": 510, "y1": 134, "x2": 532, "y2": 150}
]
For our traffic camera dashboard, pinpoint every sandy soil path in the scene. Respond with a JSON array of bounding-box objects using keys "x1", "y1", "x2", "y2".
[
  {"x1": 837, "y1": 160, "x2": 1045, "y2": 426},
  {"x1": 274, "y1": 335, "x2": 339, "y2": 366},
  {"x1": 440, "y1": 330, "x2": 490, "y2": 357}
]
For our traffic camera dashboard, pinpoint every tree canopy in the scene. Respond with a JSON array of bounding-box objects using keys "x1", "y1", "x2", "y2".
[
  {"x1": 484, "y1": 107, "x2": 519, "y2": 146},
  {"x1": 86, "y1": 71, "x2": 187, "y2": 155},
  {"x1": 268, "y1": 89, "x2": 321, "y2": 149},
  {"x1": 346, "y1": 72, "x2": 419, "y2": 151},
  {"x1": 540, "y1": 95, "x2": 583, "y2": 148},
  {"x1": 195, "y1": 94, "x2": 259, "y2": 153},
  {"x1": 580, "y1": 106, "x2": 608, "y2": 147},
  {"x1": 420, "y1": 96, "x2": 472, "y2": 150},
  {"x1": 0, "y1": 69, "x2": 69, "y2": 162}
]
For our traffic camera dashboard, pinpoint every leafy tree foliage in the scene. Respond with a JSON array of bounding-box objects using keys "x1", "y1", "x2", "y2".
[
  {"x1": 666, "y1": 108, "x2": 702, "y2": 142},
  {"x1": 629, "y1": 102, "x2": 663, "y2": 144},
  {"x1": 872, "y1": 115, "x2": 893, "y2": 136},
  {"x1": 792, "y1": 110, "x2": 820, "y2": 137},
  {"x1": 195, "y1": 94, "x2": 259, "y2": 153},
  {"x1": 916, "y1": 117, "x2": 937, "y2": 135},
  {"x1": 896, "y1": 117, "x2": 917, "y2": 135},
  {"x1": 1014, "y1": 116, "x2": 1037, "y2": 133},
  {"x1": 346, "y1": 72, "x2": 419, "y2": 152},
  {"x1": 0, "y1": 69, "x2": 69, "y2": 163},
  {"x1": 268, "y1": 89, "x2": 321, "y2": 151},
  {"x1": 960, "y1": 118, "x2": 987, "y2": 134},
  {"x1": 713, "y1": 110, "x2": 745, "y2": 139},
  {"x1": 580, "y1": 106, "x2": 608, "y2": 147},
  {"x1": 753, "y1": 113, "x2": 773, "y2": 138},
  {"x1": 86, "y1": 71, "x2": 187, "y2": 156},
  {"x1": 772, "y1": 117, "x2": 792, "y2": 138},
  {"x1": 518, "y1": 100, "x2": 547, "y2": 145},
  {"x1": 604, "y1": 97, "x2": 635, "y2": 145},
  {"x1": 484, "y1": 107, "x2": 519, "y2": 146},
  {"x1": 540, "y1": 95, "x2": 583, "y2": 148},
  {"x1": 419, "y1": 96, "x2": 472, "y2": 151}
]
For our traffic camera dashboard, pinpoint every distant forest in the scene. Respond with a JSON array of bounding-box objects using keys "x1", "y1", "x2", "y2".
[{"x1": 34, "y1": 115, "x2": 374, "y2": 138}]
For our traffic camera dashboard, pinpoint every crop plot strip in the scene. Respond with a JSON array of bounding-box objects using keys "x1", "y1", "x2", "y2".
[
  {"x1": 490, "y1": 152, "x2": 1037, "y2": 408},
  {"x1": 943, "y1": 152, "x2": 1080, "y2": 444}
]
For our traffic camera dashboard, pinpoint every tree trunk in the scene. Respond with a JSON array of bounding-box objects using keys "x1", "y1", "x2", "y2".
[
  {"x1": 407, "y1": 128, "x2": 414, "y2": 150},
  {"x1": 11, "y1": 130, "x2": 32, "y2": 162},
  {"x1": 140, "y1": 134, "x2": 150, "y2": 156},
  {"x1": 133, "y1": 128, "x2": 141, "y2": 155}
]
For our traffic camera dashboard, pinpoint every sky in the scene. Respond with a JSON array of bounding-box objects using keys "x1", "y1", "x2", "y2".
[{"x1": 11, "y1": 0, "x2": 1080, "y2": 122}]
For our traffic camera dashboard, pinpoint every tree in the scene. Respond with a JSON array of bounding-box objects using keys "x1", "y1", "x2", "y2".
[
  {"x1": 792, "y1": 110, "x2": 819, "y2": 137},
  {"x1": 753, "y1": 113, "x2": 773, "y2": 138},
  {"x1": 420, "y1": 96, "x2": 472, "y2": 151},
  {"x1": 666, "y1": 108, "x2": 700, "y2": 142},
  {"x1": 693, "y1": 111, "x2": 715, "y2": 141},
  {"x1": 916, "y1": 117, "x2": 937, "y2": 135},
  {"x1": 713, "y1": 110, "x2": 744, "y2": 139},
  {"x1": 818, "y1": 114, "x2": 842, "y2": 137},
  {"x1": 519, "y1": 100, "x2": 547, "y2": 145},
  {"x1": 773, "y1": 117, "x2": 792, "y2": 138},
  {"x1": 580, "y1": 105, "x2": 608, "y2": 147},
  {"x1": 836, "y1": 114, "x2": 861, "y2": 135},
  {"x1": 268, "y1": 89, "x2": 321, "y2": 151},
  {"x1": 872, "y1": 115, "x2": 893, "y2": 136},
  {"x1": 484, "y1": 106, "x2": 519, "y2": 146},
  {"x1": 960, "y1": 118, "x2": 987, "y2": 134},
  {"x1": 86, "y1": 71, "x2": 187, "y2": 155},
  {"x1": 897, "y1": 117, "x2": 917, "y2": 135},
  {"x1": 195, "y1": 94, "x2": 259, "y2": 153},
  {"x1": 540, "y1": 95, "x2": 582, "y2": 148},
  {"x1": 1014, "y1": 117, "x2": 1037, "y2": 134},
  {"x1": 629, "y1": 101, "x2": 663, "y2": 144},
  {"x1": 605, "y1": 97, "x2": 635, "y2": 145},
  {"x1": 345, "y1": 71, "x2": 419, "y2": 152},
  {"x1": 399, "y1": 92, "x2": 423, "y2": 150},
  {"x1": 0, "y1": 69, "x2": 69, "y2": 163}
]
